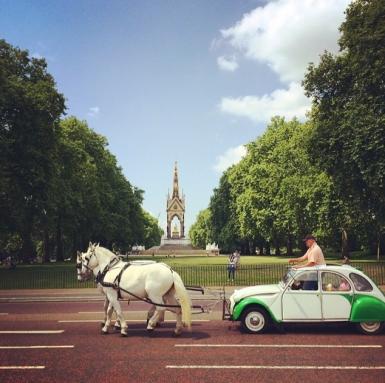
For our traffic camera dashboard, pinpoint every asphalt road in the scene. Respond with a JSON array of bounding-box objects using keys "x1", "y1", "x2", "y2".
[{"x1": 0, "y1": 294, "x2": 385, "y2": 383}]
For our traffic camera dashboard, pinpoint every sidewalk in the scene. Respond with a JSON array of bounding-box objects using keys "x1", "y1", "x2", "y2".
[{"x1": 0, "y1": 286, "x2": 239, "y2": 303}]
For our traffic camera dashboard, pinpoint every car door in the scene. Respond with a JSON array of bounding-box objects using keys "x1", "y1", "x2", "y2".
[
  {"x1": 321, "y1": 271, "x2": 353, "y2": 320},
  {"x1": 282, "y1": 270, "x2": 322, "y2": 320}
]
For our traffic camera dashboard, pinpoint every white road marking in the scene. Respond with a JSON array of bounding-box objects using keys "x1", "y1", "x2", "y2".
[
  {"x1": 0, "y1": 330, "x2": 64, "y2": 334},
  {"x1": 0, "y1": 345, "x2": 73, "y2": 349},
  {"x1": 59, "y1": 320, "x2": 101, "y2": 323},
  {"x1": 175, "y1": 344, "x2": 382, "y2": 349},
  {"x1": 78, "y1": 311, "x2": 111, "y2": 314},
  {"x1": 166, "y1": 365, "x2": 385, "y2": 370},
  {"x1": 59, "y1": 319, "x2": 210, "y2": 323},
  {"x1": 0, "y1": 313, "x2": 8, "y2": 315},
  {"x1": 0, "y1": 366, "x2": 45, "y2": 370}
]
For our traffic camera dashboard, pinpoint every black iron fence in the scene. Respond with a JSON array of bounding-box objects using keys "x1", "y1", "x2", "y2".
[{"x1": 0, "y1": 262, "x2": 384, "y2": 289}]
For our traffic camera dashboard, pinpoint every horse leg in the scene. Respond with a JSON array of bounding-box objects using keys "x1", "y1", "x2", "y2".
[
  {"x1": 146, "y1": 305, "x2": 164, "y2": 327},
  {"x1": 104, "y1": 291, "x2": 127, "y2": 336},
  {"x1": 146, "y1": 293, "x2": 166, "y2": 332},
  {"x1": 165, "y1": 292, "x2": 183, "y2": 336},
  {"x1": 115, "y1": 301, "x2": 129, "y2": 331},
  {"x1": 101, "y1": 300, "x2": 113, "y2": 334},
  {"x1": 101, "y1": 296, "x2": 109, "y2": 327}
]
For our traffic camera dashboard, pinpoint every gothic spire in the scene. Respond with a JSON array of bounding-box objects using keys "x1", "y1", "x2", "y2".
[{"x1": 172, "y1": 161, "x2": 179, "y2": 198}]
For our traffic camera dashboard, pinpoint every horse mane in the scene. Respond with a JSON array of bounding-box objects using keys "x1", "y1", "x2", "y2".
[{"x1": 95, "y1": 245, "x2": 116, "y2": 258}]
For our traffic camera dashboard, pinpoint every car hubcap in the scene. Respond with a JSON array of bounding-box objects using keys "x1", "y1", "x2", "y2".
[
  {"x1": 246, "y1": 312, "x2": 265, "y2": 332},
  {"x1": 361, "y1": 322, "x2": 380, "y2": 333}
]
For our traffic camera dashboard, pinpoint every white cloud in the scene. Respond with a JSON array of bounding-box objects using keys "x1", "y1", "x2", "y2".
[
  {"x1": 220, "y1": 81, "x2": 310, "y2": 123},
  {"x1": 217, "y1": 55, "x2": 239, "y2": 72},
  {"x1": 31, "y1": 52, "x2": 43, "y2": 59},
  {"x1": 87, "y1": 106, "x2": 100, "y2": 117},
  {"x1": 213, "y1": 145, "x2": 247, "y2": 173},
  {"x1": 220, "y1": 0, "x2": 350, "y2": 83}
]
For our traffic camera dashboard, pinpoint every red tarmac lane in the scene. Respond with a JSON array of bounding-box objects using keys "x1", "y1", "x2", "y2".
[{"x1": 0, "y1": 290, "x2": 385, "y2": 383}]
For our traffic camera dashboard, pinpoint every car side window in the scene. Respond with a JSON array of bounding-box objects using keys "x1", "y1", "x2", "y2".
[
  {"x1": 322, "y1": 272, "x2": 351, "y2": 292},
  {"x1": 349, "y1": 273, "x2": 373, "y2": 292},
  {"x1": 290, "y1": 271, "x2": 318, "y2": 291}
]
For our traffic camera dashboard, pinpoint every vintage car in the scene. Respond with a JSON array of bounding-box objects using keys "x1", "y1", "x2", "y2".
[{"x1": 229, "y1": 264, "x2": 385, "y2": 335}]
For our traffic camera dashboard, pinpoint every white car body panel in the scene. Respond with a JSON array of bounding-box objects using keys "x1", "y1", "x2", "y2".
[
  {"x1": 321, "y1": 293, "x2": 352, "y2": 320},
  {"x1": 282, "y1": 291, "x2": 322, "y2": 320}
]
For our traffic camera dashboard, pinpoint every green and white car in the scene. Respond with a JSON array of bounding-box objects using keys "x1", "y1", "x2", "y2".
[{"x1": 229, "y1": 265, "x2": 385, "y2": 335}]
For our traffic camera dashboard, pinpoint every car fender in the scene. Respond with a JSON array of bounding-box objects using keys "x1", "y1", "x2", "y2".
[
  {"x1": 350, "y1": 295, "x2": 385, "y2": 322},
  {"x1": 232, "y1": 297, "x2": 279, "y2": 323}
]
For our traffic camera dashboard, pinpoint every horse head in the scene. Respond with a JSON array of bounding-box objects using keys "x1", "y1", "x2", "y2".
[{"x1": 76, "y1": 244, "x2": 99, "y2": 281}]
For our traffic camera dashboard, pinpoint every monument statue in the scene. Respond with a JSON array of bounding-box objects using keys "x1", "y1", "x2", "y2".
[{"x1": 166, "y1": 161, "x2": 185, "y2": 239}]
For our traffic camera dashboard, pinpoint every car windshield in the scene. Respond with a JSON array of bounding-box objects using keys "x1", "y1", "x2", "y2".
[{"x1": 280, "y1": 269, "x2": 296, "y2": 288}]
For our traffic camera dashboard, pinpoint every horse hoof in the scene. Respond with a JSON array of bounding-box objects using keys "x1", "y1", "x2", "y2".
[
  {"x1": 100, "y1": 322, "x2": 105, "y2": 328},
  {"x1": 120, "y1": 332, "x2": 128, "y2": 337},
  {"x1": 101, "y1": 330, "x2": 108, "y2": 335}
]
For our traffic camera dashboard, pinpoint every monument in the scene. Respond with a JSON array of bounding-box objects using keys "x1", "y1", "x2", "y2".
[
  {"x1": 144, "y1": 162, "x2": 205, "y2": 255},
  {"x1": 160, "y1": 161, "x2": 191, "y2": 247}
]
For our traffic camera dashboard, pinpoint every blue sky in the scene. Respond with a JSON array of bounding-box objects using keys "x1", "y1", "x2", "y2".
[{"x1": 1, "y1": 0, "x2": 350, "y2": 236}]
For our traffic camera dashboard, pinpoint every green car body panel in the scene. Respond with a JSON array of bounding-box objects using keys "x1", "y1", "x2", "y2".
[
  {"x1": 350, "y1": 295, "x2": 385, "y2": 322},
  {"x1": 232, "y1": 297, "x2": 279, "y2": 323}
]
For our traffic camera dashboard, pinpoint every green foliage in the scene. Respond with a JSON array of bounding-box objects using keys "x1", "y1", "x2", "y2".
[
  {"x1": 142, "y1": 209, "x2": 163, "y2": 249},
  {"x1": 189, "y1": 208, "x2": 213, "y2": 249},
  {"x1": 0, "y1": 39, "x2": 65, "y2": 261},
  {"x1": 0, "y1": 39, "x2": 162, "y2": 261},
  {"x1": 303, "y1": 0, "x2": 385, "y2": 254}
]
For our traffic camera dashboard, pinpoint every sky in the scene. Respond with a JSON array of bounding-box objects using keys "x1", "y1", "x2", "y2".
[{"x1": 0, "y1": 0, "x2": 351, "y2": 236}]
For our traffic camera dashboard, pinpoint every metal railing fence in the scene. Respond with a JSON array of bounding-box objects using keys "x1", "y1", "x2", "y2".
[{"x1": 0, "y1": 262, "x2": 384, "y2": 289}]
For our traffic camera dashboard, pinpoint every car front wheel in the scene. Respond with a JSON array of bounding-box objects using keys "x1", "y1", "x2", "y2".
[
  {"x1": 356, "y1": 321, "x2": 384, "y2": 335},
  {"x1": 240, "y1": 306, "x2": 270, "y2": 334}
]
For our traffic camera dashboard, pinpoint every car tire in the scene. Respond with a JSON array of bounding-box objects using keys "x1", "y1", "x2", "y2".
[
  {"x1": 356, "y1": 321, "x2": 384, "y2": 335},
  {"x1": 240, "y1": 306, "x2": 270, "y2": 334}
]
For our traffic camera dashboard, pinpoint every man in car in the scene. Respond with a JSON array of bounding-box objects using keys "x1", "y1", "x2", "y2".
[{"x1": 288, "y1": 234, "x2": 326, "y2": 268}]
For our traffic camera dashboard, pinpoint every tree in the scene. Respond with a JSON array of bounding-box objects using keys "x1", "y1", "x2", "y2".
[
  {"x1": 303, "y1": 0, "x2": 385, "y2": 258},
  {"x1": 0, "y1": 39, "x2": 65, "y2": 262},
  {"x1": 209, "y1": 172, "x2": 241, "y2": 253},
  {"x1": 189, "y1": 209, "x2": 213, "y2": 249},
  {"x1": 54, "y1": 117, "x2": 147, "y2": 259},
  {"x1": 142, "y1": 210, "x2": 163, "y2": 249}
]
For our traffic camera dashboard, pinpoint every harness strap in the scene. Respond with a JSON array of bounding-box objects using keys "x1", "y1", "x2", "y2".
[
  {"x1": 114, "y1": 263, "x2": 131, "y2": 300},
  {"x1": 98, "y1": 262, "x2": 203, "y2": 310}
]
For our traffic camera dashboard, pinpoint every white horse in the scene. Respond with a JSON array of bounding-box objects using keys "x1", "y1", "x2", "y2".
[
  {"x1": 78, "y1": 243, "x2": 191, "y2": 336},
  {"x1": 76, "y1": 251, "x2": 164, "y2": 330}
]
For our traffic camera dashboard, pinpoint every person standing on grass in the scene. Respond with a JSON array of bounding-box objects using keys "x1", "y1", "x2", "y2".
[{"x1": 228, "y1": 250, "x2": 240, "y2": 281}]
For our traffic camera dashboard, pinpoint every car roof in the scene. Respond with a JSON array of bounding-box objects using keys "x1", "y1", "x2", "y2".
[{"x1": 291, "y1": 264, "x2": 363, "y2": 276}]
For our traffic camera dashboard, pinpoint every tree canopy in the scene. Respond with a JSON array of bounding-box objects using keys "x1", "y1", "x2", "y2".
[
  {"x1": 0, "y1": 40, "x2": 162, "y2": 261},
  {"x1": 303, "y1": 0, "x2": 385, "y2": 256}
]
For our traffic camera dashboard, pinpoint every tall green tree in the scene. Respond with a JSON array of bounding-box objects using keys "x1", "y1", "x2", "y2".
[
  {"x1": 209, "y1": 171, "x2": 242, "y2": 253},
  {"x1": 189, "y1": 208, "x2": 213, "y2": 249},
  {"x1": 141, "y1": 210, "x2": 163, "y2": 250},
  {"x1": 54, "y1": 117, "x2": 147, "y2": 259},
  {"x1": 0, "y1": 39, "x2": 65, "y2": 261},
  {"x1": 232, "y1": 118, "x2": 334, "y2": 254},
  {"x1": 303, "y1": 0, "x2": 385, "y2": 257}
]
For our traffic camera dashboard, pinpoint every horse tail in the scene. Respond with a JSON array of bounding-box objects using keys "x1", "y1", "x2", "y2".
[{"x1": 172, "y1": 271, "x2": 192, "y2": 330}]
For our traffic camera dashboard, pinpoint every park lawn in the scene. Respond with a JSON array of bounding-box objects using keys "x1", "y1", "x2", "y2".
[{"x1": 159, "y1": 255, "x2": 290, "y2": 266}]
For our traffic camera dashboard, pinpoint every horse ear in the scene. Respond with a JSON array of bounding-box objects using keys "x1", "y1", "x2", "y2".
[
  {"x1": 96, "y1": 242, "x2": 100, "y2": 247},
  {"x1": 89, "y1": 241, "x2": 92, "y2": 247}
]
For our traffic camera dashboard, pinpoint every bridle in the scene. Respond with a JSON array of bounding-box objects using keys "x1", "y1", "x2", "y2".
[
  {"x1": 83, "y1": 246, "x2": 97, "y2": 271},
  {"x1": 76, "y1": 247, "x2": 97, "y2": 278}
]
